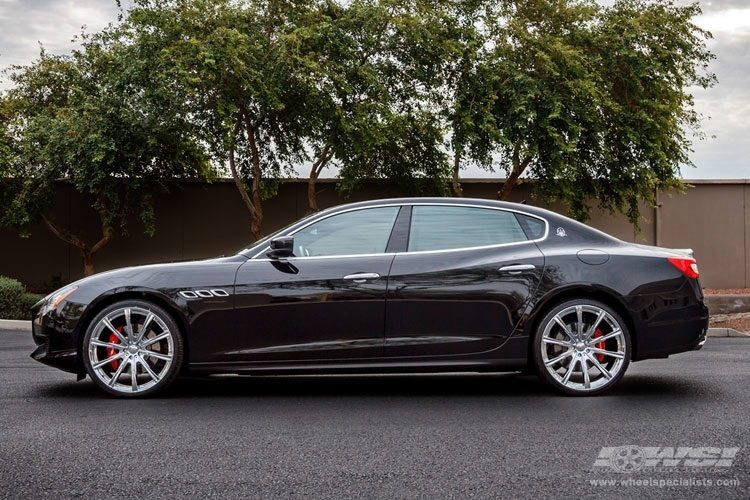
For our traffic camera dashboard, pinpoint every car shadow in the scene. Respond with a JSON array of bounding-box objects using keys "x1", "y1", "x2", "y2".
[
  {"x1": 170, "y1": 372, "x2": 549, "y2": 399},
  {"x1": 33, "y1": 372, "x2": 545, "y2": 399},
  {"x1": 608, "y1": 374, "x2": 720, "y2": 398},
  {"x1": 32, "y1": 371, "x2": 717, "y2": 401}
]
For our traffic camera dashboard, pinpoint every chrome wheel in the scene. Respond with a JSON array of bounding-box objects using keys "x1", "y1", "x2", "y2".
[
  {"x1": 83, "y1": 301, "x2": 183, "y2": 397},
  {"x1": 534, "y1": 300, "x2": 630, "y2": 395}
]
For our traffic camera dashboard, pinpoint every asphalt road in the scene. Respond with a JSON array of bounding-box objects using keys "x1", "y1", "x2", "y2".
[{"x1": 1, "y1": 329, "x2": 748, "y2": 500}]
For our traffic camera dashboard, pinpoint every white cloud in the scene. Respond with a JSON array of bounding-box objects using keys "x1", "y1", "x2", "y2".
[
  {"x1": 0, "y1": 0, "x2": 122, "y2": 72},
  {"x1": 698, "y1": 8, "x2": 750, "y2": 34}
]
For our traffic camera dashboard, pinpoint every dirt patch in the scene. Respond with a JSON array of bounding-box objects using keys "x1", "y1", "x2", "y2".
[
  {"x1": 704, "y1": 288, "x2": 750, "y2": 295},
  {"x1": 710, "y1": 315, "x2": 750, "y2": 332},
  {"x1": 704, "y1": 289, "x2": 750, "y2": 332}
]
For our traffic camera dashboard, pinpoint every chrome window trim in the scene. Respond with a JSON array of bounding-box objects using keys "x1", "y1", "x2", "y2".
[
  {"x1": 252, "y1": 252, "x2": 399, "y2": 262},
  {"x1": 397, "y1": 238, "x2": 539, "y2": 256},
  {"x1": 247, "y1": 201, "x2": 549, "y2": 260}
]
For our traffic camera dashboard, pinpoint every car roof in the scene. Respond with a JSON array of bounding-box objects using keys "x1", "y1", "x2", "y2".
[
  {"x1": 320, "y1": 197, "x2": 561, "y2": 220},
  {"x1": 320, "y1": 197, "x2": 620, "y2": 244},
  {"x1": 240, "y1": 196, "x2": 620, "y2": 259}
]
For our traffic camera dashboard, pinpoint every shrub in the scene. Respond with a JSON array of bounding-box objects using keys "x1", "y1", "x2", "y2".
[
  {"x1": 20, "y1": 293, "x2": 44, "y2": 320},
  {"x1": 0, "y1": 276, "x2": 25, "y2": 319},
  {"x1": 0, "y1": 276, "x2": 43, "y2": 320}
]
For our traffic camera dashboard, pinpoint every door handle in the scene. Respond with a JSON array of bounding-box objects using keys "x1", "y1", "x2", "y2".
[
  {"x1": 498, "y1": 264, "x2": 536, "y2": 274},
  {"x1": 343, "y1": 272, "x2": 381, "y2": 283}
]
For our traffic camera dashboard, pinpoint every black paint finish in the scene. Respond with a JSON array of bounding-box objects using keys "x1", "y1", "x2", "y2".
[{"x1": 30, "y1": 198, "x2": 709, "y2": 384}]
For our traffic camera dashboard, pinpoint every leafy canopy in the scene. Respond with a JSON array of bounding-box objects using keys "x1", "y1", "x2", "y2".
[
  {"x1": 0, "y1": 27, "x2": 210, "y2": 274},
  {"x1": 446, "y1": 0, "x2": 716, "y2": 224}
]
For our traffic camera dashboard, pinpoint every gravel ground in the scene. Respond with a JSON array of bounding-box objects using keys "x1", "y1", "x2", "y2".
[
  {"x1": 704, "y1": 289, "x2": 750, "y2": 295},
  {"x1": 710, "y1": 316, "x2": 750, "y2": 332}
]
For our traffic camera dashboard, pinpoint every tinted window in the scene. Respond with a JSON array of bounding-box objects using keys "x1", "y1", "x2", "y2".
[
  {"x1": 408, "y1": 206, "x2": 528, "y2": 252},
  {"x1": 292, "y1": 206, "x2": 400, "y2": 256}
]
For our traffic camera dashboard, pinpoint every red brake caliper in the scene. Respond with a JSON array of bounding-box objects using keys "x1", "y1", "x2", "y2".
[
  {"x1": 593, "y1": 328, "x2": 605, "y2": 362},
  {"x1": 106, "y1": 327, "x2": 122, "y2": 370}
]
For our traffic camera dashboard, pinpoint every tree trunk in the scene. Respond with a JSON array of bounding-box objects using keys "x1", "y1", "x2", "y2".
[
  {"x1": 497, "y1": 144, "x2": 533, "y2": 201},
  {"x1": 243, "y1": 111, "x2": 265, "y2": 240},
  {"x1": 307, "y1": 145, "x2": 332, "y2": 214},
  {"x1": 451, "y1": 152, "x2": 463, "y2": 197},
  {"x1": 497, "y1": 171, "x2": 521, "y2": 200},
  {"x1": 80, "y1": 249, "x2": 95, "y2": 277},
  {"x1": 307, "y1": 173, "x2": 319, "y2": 214},
  {"x1": 228, "y1": 117, "x2": 264, "y2": 240},
  {"x1": 250, "y1": 171, "x2": 263, "y2": 240}
]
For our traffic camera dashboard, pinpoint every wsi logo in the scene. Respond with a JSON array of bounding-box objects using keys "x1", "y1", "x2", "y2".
[
  {"x1": 178, "y1": 289, "x2": 230, "y2": 299},
  {"x1": 594, "y1": 446, "x2": 740, "y2": 473}
]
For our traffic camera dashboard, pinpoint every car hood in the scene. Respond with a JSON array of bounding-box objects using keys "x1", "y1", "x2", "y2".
[{"x1": 59, "y1": 255, "x2": 247, "y2": 301}]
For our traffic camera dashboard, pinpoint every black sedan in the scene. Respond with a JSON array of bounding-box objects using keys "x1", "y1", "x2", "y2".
[{"x1": 31, "y1": 198, "x2": 709, "y2": 397}]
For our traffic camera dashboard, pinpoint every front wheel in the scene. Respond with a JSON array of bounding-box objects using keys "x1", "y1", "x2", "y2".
[
  {"x1": 533, "y1": 299, "x2": 631, "y2": 396},
  {"x1": 82, "y1": 300, "x2": 184, "y2": 397}
]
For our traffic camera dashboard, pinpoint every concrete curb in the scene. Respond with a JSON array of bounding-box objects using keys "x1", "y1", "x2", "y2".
[
  {"x1": 1, "y1": 318, "x2": 747, "y2": 338},
  {"x1": 707, "y1": 328, "x2": 750, "y2": 338},
  {"x1": 0, "y1": 319, "x2": 31, "y2": 331},
  {"x1": 705, "y1": 295, "x2": 750, "y2": 315}
]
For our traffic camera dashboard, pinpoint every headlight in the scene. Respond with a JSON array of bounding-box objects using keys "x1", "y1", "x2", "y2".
[{"x1": 38, "y1": 286, "x2": 78, "y2": 317}]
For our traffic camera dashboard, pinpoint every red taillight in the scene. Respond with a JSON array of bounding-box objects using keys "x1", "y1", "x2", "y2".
[{"x1": 668, "y1": 256, "x2": 699, "y2": 279}]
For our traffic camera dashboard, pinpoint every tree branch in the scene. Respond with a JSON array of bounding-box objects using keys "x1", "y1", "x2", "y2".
[
  {"x1": 498, "y1": 142, "x2": 533, "y2": 200},
  {"x1": 41, "y1": 215, "x2": 86, "y2": 250}
]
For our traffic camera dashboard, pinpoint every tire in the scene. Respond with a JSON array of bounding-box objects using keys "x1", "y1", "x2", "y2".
[
  {"x1": 82, "y1": 300, "x2": 184, "y2": 397},
  {"x1": 533, "y1": 299, "x2": 631, "y2": 396}
]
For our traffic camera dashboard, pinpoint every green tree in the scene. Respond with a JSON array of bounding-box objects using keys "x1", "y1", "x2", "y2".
[
  {"x1": 0, "y1": 34, "x2": 210, "y2": 276},
  {"x1": 295, "y1": 0, "x2": 457, "y2": 212},
  {"x1": 123, "y1": 0, "x2": 316, "y2": 238},
  {"x1": 448, "y1": 0, "x2": 716, "y2": 224}
]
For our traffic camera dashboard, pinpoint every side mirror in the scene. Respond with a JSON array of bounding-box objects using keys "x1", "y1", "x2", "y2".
[{"x1": 267, "y1": 236, "x2": 294, "y2": 259}]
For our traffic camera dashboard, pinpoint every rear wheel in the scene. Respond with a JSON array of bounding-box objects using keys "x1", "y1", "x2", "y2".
[
  {"x1": 82, "y1": 300, "x2": 183, "y2": 397},
  {"x1": 533, "y1": 299, "x2": 630, "y2": 395}
]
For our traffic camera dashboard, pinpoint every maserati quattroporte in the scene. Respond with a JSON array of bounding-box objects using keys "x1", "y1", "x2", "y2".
[{"x1": 31, "y1": 198, "x2": 709, "y2": 397}]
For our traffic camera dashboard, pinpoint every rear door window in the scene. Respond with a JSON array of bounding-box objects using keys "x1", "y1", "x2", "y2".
[{"x1": 408, "y1": 205, "x2": 529, "y2": 252}]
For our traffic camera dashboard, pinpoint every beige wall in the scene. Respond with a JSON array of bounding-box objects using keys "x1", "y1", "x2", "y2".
[{"x1": 0, "y1": 179, "x2": 744, "y2": 289}]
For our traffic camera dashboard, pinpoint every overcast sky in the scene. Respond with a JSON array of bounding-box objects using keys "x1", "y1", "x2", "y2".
[{"x1": 0, "y1": 0, "x2": 747, "y2": 180}]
